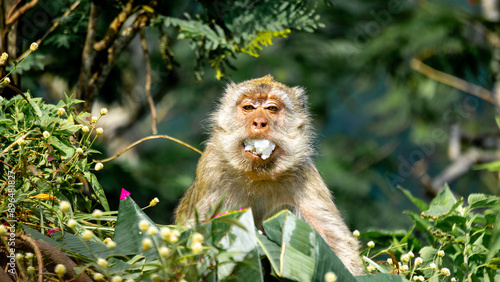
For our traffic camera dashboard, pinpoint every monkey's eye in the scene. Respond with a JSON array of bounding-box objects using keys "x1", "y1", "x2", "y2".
[
  {"x1": 266, "y1": 106, "x2": 279, "y2": 113},
  {"x1": 242, "y1": 105, "x2": 255, "y2": 111}
]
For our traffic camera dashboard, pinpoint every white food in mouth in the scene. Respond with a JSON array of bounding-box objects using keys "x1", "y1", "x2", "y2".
[{"x1": 243, "y1": 139, "x2": 276, "y2": 160}]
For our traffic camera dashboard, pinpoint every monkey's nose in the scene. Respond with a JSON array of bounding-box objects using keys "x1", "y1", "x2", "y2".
[{"x1": 251, "y1": 117, "x2": 268, "y2": 133}]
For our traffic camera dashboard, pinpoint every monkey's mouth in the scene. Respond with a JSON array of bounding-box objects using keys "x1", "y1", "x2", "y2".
[{"x1": 243, "y1": 139, "x2": 276, "y2": 160}]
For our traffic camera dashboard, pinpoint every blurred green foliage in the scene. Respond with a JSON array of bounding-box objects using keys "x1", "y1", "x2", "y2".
[
  {"x1": 3, "y1": 0, "x2": 499, "y2": 246},
  {"x1": 363, "y1": 186, "x2": 500, "y2": 281}
]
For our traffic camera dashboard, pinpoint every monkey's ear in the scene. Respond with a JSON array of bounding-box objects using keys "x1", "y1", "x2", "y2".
[{"x1": 292, "y1": 86, "x2": 308, "y2": 109}]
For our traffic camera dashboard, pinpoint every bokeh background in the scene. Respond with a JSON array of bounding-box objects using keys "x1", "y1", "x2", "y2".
[{"x1": 7, "y1": 0, "x2": 500, "y2": 232}]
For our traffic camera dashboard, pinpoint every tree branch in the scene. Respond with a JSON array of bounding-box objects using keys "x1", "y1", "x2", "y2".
[
  {"x1": 140, "y1": 28, "x2": 157, "y2": 134},
  {"x1": 425, "y1": 148, "x2": 500, "y2": 195},
  {"x1": 14, "y1": 1, "x2": 82, "y2": 63},
  {"x1": 76, "y1": 1, "x2": 100, "y2": 111},
  {"x1": 93, "y1": 0, "x2": 135, "y2": 52},
  {"x1": 5, "y1": 0, "x2": 39, "y2": 26},
  {"x1": 87, "y1": 12, "x2": 150, "y2": 107},
  {"x1": 410, "y1": 58, "x2": 495, "y2": 105}
]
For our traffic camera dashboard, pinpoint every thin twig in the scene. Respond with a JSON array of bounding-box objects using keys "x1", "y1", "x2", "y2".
[
  {"x1": 20, "y1": 235, "x2": 44, "y2": 282},
  {"x1": 410, "y1": 58, "x2": 495, "y2": 105},
  {"x1": 98, "y1": 135, "x2": 202, "y2": 163},
  {"x1": 15, "y1": 259, "x2": 27, "y2": 280},
  {"x1": 5, "y1": 0, "x2": 40, "y2": 26},
  {"x1": 14, "y1": 1, "x2": 81, "y2": 63},
  {"x1": 140, "y1": 28, "x2": 157, "y2": 134},
  {"x1": 5, "y1": 83, "x2": 28, "y2": 101},
  {"x1": 1, "y1": 131, "x2": 33, "y2": 154}
]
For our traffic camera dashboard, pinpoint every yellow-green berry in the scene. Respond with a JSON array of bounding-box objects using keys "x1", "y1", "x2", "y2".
[
  {"x1": 324, "y1": 271, "x2": 337, "y2": 282},
  {"x1": 60, "y1": 201, "x2": 71, "y2": 213},
  {"x1": 142, "y1": 238, "x2": 153, "y2": 251},
  {"x1": 138, "y1": 219, "x2": 149, "y2": 231},
  {"x1": 54, "y1": 264, "x2": 66, "y2": 278},
  {"x1": 97, "y1": 258, "x2": 107, "y2": 268},
  {"x1": 30, "y1": 42, "x2": 38, "y2": 52},
  {"x1": 82, "y1": 230, "x2": 93, "y2": 241}
]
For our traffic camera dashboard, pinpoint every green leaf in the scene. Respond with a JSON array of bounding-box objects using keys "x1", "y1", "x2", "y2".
[
  {"x1": 256, "y1": 231, "x2": 282, "y2": 276},
  {"x1": 404, "y1": 211, "x2": 432, "y2": 232},
  {"x1": 474, "y1": 160, "x2": 500, "y2": 171},
  {"x1": 26, "y1": 92, "x2": 43, "y2": 118},
  {"x1": 356, "y1": 273, "x2": 410, "y2": 281},
  {"x1": 359, "y1": 228, "x2": 408, "y2": 240},
  {"x1": 487, "y1": 204, "x2": 500, "y2": 262},
  {"x1": 113, "y1": 193, "x2": 162, "y2": 260},
  {"x1": 56, "y1": 118, "x2": 80, "y2": 135},
  {"x1": 422, "y1": 205, "x2": 451, "y2": 219},
  {"x1": 48, "y1": 136, "x2": 74, "y2": 159},
  {"x1": 435, "y1": 215, "x2": 466, "y2": 231},
  {"x1": 5, "y1": 54, "x2": 45, "y2": 74},
  {"x1": 398, "y1": 186, "x2": 429, "y2": 211},
  {"x1": 263, "y1": 211, "x2": 315, "y2": 281},
  {"x1": 23, "y1": 224, "x2": 110, "y2": 260},
  {"x1": 429, "y1": 184, "x2": 456, "y2": 209},
  {"x1": 362, "y1": 256, "x2": 388, "y2": 273},
  {"x1": 86, "y1": 172, "x2": 109, "y2": 211},
  {"x1": 468, "y1": 194, "x2": 499, "y2": 210},
  {"x1": 22, "y1": 224, "x2": 62, "y2": 248},
  {"x1": 214, "y1": 210, "x2": 263, "y2": 281},
  {"x1": 262, "y1": 210, "x2": 356, "y2": 282}
]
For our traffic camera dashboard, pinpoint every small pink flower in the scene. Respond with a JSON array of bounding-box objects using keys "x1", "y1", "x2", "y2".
[
  {"x1": 215, "y1": 211, "x2": 229, "y2": 218},
  {"x1": 215, "y1": 208, "x2": 244, "y2": 218},
  {"x1": 48, "y1": 228, "x2": 61, "y2": 234},
  {"x1": 120, "y1": 188, "x2": 131, "y2": 200}
]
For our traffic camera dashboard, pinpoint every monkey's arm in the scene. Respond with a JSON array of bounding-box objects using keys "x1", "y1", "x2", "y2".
[
  {"x1": 294, "y1": 164, "x2": 365, "y2": 275},
  {"x1": 174, "y1": 147, "x2": 225, "y2": 223}
]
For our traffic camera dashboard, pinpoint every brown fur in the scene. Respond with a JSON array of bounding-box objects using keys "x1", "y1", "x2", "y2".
[{"x1": 175, "y1": 75, "x2": 364, "y2": 275}]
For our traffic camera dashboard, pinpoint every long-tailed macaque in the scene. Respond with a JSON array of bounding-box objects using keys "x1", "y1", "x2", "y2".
[{"x1": 175, "y1": 75, "x2": 364, "y2": 275}]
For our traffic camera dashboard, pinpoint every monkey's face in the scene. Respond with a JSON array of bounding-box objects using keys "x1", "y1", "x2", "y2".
[
  {"x1": 211, "y1": 76, "x2": 314, "y2": 181},
  {"x1": 238, "y1": 94, "x2": 283, "y2": 164}
]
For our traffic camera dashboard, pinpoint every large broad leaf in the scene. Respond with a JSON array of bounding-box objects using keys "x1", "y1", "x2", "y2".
[
  {"x1": 23, "y1": 224, "x2": 62, "y2": 248},
  {"x1": 356, "y1": 273, "x2": 411, "y2": 281},
  {"x1": 112, "y1": 189, "x2": 162, "y2": 260},
  {"x1": 213, "y1": 209, "x2": 263, "y2": 281},
  {"x1": 22, "y1": 190, "x2": 160, "y2": 261},
  {"x1": 23, "y1": 224, "x2": 111, "y2": 261},
  {"x1": 256, "y1": 231, "x2": 282, "y2": 277},
  {"x1": 262, "y1": 210, "x2": 356, "y2": 282}
]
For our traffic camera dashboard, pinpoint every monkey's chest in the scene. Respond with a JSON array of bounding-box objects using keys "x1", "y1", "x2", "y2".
[{"x1": 221, "y1": 184, "x2": 290, "y2": 225}]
